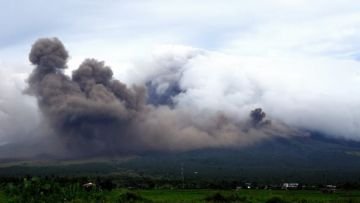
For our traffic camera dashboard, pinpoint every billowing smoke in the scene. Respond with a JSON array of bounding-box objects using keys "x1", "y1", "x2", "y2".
[
  {"x1": 249, "y1": 108, "x2": 271, "y2": 128},
  {"x1": 26, "y1": 38, "x2": 147, "y2": 156},
  {"x1": 24, "y1": 38, "x2": 293, "y2": 157}
]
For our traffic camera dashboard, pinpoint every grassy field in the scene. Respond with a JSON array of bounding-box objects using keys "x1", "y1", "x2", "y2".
[
  {"x1": 3, "y1": 186, "x2": 360, "y2": 202},
  {"x1": 130, "y1": 189, "x2": 360, "y2": 203},
  {"x1": 67, "y1": 189, "x2": 360, "y2": 202},
  {"x1": 0, "y1": 191, "x2": 7, "y2": 203}
]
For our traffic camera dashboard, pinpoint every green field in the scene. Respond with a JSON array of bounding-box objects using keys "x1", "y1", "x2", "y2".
[
  {"x1": 1, "y1": 175, "x2": 360, "y2": 202},
  {"x1": 122, "y1": 189, "x2": 360, "y2": 203},
  {"x1": 3, "y1": 188, "x2": 360, "y2": 202}
]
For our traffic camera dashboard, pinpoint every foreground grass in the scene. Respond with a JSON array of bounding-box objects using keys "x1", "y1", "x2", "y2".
[
  {"x1": 109, "y1": 189, "x2": 360, "y2": 203},
  {"x1": 0, "y1": 191, "x2": 7, "y2": 203},
  {"x1": 3, "y1": 188, "x2": 360, "y2": 202}
]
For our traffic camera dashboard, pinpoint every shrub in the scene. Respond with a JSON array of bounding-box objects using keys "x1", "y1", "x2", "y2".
[
  {"x1": 205, "y1": 192, "x2": 229, "y2": 202},
  {"x1": 266, "y1": 196, "x2": 289, "y2": 203},
  {"x1": 116, "y1": 191, "x2": 152, "y2": 203}
]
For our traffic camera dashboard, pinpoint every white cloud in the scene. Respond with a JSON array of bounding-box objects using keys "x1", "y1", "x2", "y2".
[
  {"x1": 222, "y1": 13, "x2": 360, "y2": 58},
  {"x1": 134, "y1": 45, "x2": 360, "y2": 140},
  {"x1": 0, "y1": 66, "x2": 40, "y2": 144}
]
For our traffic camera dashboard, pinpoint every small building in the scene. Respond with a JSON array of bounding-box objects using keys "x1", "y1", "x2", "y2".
[
  {"x1": 245, "y1": 183, "x2": 252, "y2": 189},
  {"x1": 321, "y1": 185, "x2": 336, "y2": 193},
  {"x1": 282, "y1": 183, "x2": 299, "y2": 190},
  {"x1": 82, "y1": 182, "x2": 96, "y2": 190}
]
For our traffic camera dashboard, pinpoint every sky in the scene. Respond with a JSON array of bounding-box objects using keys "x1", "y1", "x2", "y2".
[{"x1": 1, "y1": 0, "x2": 360, "y2": 151}]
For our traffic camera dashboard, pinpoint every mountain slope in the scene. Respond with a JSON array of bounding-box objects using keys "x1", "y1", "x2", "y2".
[
  {"x1": 0, "y1": 133, "x2": 359, "y2": 183},
  {"x1": 119, "y1": 134, "x2": 360, "y2": 183}
]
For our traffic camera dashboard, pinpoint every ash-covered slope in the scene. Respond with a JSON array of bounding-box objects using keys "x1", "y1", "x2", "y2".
[
  {"x1": 118, "y1": 133, "x2": 360, "y2": 183},
  {"x1": 0, "y1": 133, "x2": 359, "y2": 184}
]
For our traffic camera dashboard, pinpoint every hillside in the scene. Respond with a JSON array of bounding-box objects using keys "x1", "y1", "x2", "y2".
[{"x1": 0, "y1": 133, "x2": 360, "y2": 183}]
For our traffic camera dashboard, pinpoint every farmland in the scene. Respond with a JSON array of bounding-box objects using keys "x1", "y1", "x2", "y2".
[
  {"x1": 131, "y1": 189, "x2": 360, "y2": 202},
  {"x1": 1, "y1": 176, "x2": 360, "y2": 203},
  {"x1": 2, "y1": 188, "x2": 360, "y2": 202}
]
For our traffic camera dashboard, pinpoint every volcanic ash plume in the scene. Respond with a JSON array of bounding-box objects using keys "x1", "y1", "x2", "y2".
[
  {"x1": 26, "y1": 38, "x2": 146, "y2": 155},
  {"x1": 26, "y1": 38, "x2": 293, "y2": 156}
]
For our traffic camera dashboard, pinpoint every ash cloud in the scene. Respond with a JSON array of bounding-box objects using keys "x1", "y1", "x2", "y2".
[
  {"x1": 26, "y1": 38, "x2": 146, "y2": 156},
  {"x1": 249, "y1": 108, "x2": 271, "y2": 128},
  {"x1": 24, "y1": 38, "x2": 294, "y2": 157}
]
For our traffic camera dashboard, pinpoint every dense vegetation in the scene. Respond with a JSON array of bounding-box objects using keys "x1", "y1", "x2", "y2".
[{"x1": 1, "y1": 176, "x2": 360, "y2": 202}]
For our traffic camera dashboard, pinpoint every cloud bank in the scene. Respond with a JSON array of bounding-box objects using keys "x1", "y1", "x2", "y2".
[
  {"x1": 0, "y1": 33, "x2": 359, "y2": 158},
  {"x1": 132, "y1": 45, "x2": 360, "y2": 141},
  {"x1": 13, "y1": 38, "x2": 290, "y2": 158}
]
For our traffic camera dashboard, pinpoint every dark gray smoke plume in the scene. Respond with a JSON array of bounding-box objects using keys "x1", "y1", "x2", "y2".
[
  {"x1": 250, "y1": 108, "x2": 271, "y2": 128},
  {"x1": 26, "y1": 38, "x2": 146, "y2": 156},
  {"x1": 26, "y1": 38, "x2": 294, "y2": 157}
]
